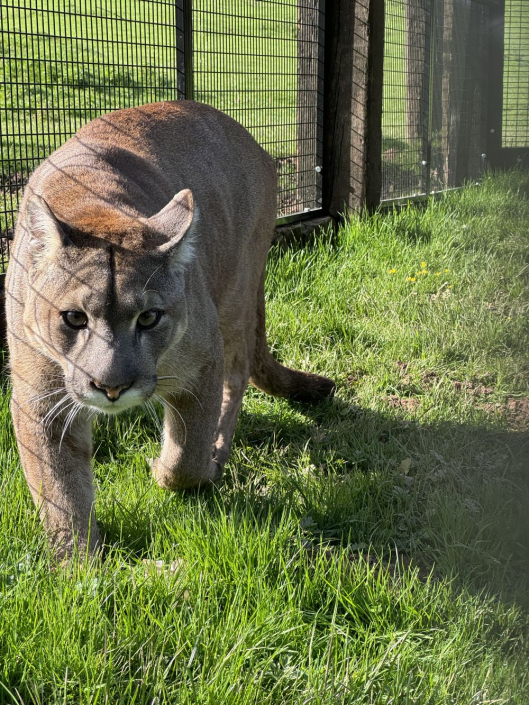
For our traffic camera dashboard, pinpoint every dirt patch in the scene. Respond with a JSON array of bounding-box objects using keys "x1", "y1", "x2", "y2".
[
  {"x1": 393, "y1": 360, "x2": 420, "y2": 393},
  {"x1": 395, "y1": 364, "x2": 497, "y2": 402},
  {"x1": 421, "y1": 370, "x2": 439, "y2": 385},
  {"x1": 421, "y1": 370, "x2": 494, "y2": 397},
  {"x1": 482, "y1": 397, "x2": 529, "y2": 431},
  {"x1": 346, "y1": 370, "x2": 368, "y2": 386},
  {"x1": 451, "y1": 380, "x2": 494, "y2": 396},
  {"x1": 395, "y1": 360, "x2": 410, "y2": 373},
  {"x1": 385, "y1": 395, "x2": 421, "y2": 412}
]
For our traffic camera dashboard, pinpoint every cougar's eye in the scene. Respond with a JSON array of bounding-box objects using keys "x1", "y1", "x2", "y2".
[
  {"x1": 137, "y1": 309, "x2": 163, "y2": 330},
  {"x1": 62, "y1": 310, "x2": 88, "y2": 329}
]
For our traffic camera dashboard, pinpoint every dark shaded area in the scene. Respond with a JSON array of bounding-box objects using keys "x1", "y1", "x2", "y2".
[{"x1": 82, "y1": 382, "x2": 529, "y2": 609}]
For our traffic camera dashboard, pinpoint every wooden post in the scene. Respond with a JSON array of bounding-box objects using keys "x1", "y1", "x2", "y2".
[
  {"x1": 440, "y1": 0, "x2": 457, "y2": 187},
  {"x1": 322, "y1": 0, "x2": 385, "y2": 218},
  {"x1": 455, "y1": 0, "x2": 486, "y2": 185}
]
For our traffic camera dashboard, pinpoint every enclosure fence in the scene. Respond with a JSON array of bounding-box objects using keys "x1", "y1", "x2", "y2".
[
  {"x1": 0, "y1": 0, "x2": 527, "y2": 273},
  {"x1": 382, "y1": 0, "x2": 491, "y2": 202},
  {"x1": 503, "y1": 0, "x2": 529, "y2": 148},
  {"x1": 192, "y1": 0, "x2": 323, "y2": 218}
]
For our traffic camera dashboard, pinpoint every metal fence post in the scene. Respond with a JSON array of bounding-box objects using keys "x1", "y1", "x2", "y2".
[
  {"x1": 322, "y1": 0, "x2": 385, "y2": 218},
  {"x1": 176, "y1": 0, "x2": 194, "y2": 100},
  {"x1": 487, "y1": 0, "x2": 505, "y2": 169},
  {"x1": 297, "y1": 0, "x2": 324, "y2": 211}
]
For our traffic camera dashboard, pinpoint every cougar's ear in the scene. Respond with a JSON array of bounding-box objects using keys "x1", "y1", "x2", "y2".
[
  {"x1": 26, "y1": 195, "x2": 72, "y2": 263},
  {"x1": 148, "y1": 189, "x2": 196, "y2": 269}
]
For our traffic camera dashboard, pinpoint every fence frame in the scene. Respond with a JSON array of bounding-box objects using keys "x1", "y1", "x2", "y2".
[
  {"x1": 0, "y1": 0, "x2": 527, "y2": 281},
  {"x1": 1, "y1": 0, "x2": 527, "y2": 346}
]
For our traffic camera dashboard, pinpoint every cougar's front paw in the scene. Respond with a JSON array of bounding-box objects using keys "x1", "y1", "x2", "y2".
[
  {"x1": 209, "y1": 458, "x2": 223, "y2": 485},
  {"x1": 151, "y1": 457, "x2": 222, "y2": 490},
  {"x1": 47, "y1": 525, "x2": 102, "y2": 565}
]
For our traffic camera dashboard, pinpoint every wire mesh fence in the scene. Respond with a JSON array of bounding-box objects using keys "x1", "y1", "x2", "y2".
[
  {"x1": 192, "y1": 0, "x2": 324, "y2": 217},
  {"x1": 0, "y1": 0, "x2": 526, "y2": 272},
  {"x1": 429, "y1": 0, "x2": 489, "y2": 192},
  {"x1": 381, "y1": 0, "x2": 490, "y2": 202},
  {"x1": 0, "y1": 0, "x2": 184, "y2": 272},
  {"x1": 503, "y1": 0, "x2": 529, "y2": 147},
  {"x1": 0, "y1": 0, "x2": 324, "y2": 272},
  {"x1": 381, "y1": 0, "x2": 431, "y2": 201}
]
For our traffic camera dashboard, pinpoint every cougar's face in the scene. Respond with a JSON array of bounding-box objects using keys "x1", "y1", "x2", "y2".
[
  {"x1": 25, "y1": 244, "x2": 187, "y2": 415},
  {"x1": 21, "y1": 189, "x2": 195, "y2": 415}
]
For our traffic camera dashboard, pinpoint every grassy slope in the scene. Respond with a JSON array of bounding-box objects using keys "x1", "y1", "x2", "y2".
[{"x1": 0, "y1": 171, "x2": 528, "y2": 703}]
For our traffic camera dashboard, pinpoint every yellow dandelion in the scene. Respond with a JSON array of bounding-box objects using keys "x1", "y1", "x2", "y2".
[
  {"x1": 444, "y1": 268, "x2": 449, "y2": 273},
  {"x1": 406, "y1": 276, "x2": 416, "y2": 282},
  {"x1": 421, "y1": 261, "x2": 427, "y2": 268},
  {"x1": 435, "y1": 272, "x2": 441, "y2": 276},
  {"x1": 388, "y1": 268, "x2": 397, "y2": 274}
]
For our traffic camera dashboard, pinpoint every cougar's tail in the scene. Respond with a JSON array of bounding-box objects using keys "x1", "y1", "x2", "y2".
[{"x1": 249, "y1": 276, "x2": 335, "y2": 403}]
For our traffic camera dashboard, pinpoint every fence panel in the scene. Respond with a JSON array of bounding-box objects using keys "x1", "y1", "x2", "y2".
[
  {"x1": 0, "y1": 0, "x2": 184, "y2": 273},
  {"x1": 430, "y1": 0, "x2": 489, "y2": 191},
  {"x1": 503, "y1": 0, "x2": 529, "y2": 148},
  {"x1": 381, "y1": 0, "x2": 490, "y2": 202},
  {"x1": 192, "y1": 0, "x2": 324, "y2": 218},
  {"x1": 381, "y1": 0, "x2": 431, "y2": 201},
  {"x1": 0, "y1": 0, "x2": 526, "y2": 274}
]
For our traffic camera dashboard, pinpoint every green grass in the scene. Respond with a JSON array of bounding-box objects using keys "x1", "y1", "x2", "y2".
[{"x1": 1, "y1": 171, "x2": 529, "y2": 702}]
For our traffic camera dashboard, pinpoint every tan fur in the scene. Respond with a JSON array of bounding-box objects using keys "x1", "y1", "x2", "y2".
[{"x1": 5, "y1": 101, "x2": 334, "y2": 560}]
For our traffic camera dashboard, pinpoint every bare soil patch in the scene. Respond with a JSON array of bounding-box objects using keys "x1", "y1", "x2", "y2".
[
  {"x1": 482, "y1": 396, "x2": 529, "y2": 431},
  {"x1": 385, "y1": 395, "x2": 421, "y2": 412}
]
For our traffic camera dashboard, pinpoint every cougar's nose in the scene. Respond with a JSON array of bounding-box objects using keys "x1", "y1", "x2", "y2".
[{"x1": 91, "y1": 380, "x2": 132, "y2": 401}]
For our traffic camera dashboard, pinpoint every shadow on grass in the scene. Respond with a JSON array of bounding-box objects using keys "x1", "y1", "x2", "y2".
[
  {"x1": 2, "y1": 357, "x2": 527, "y2": 604},
  {"x1": 94, "y1": 391, "x2": 529, "y2": 606}
]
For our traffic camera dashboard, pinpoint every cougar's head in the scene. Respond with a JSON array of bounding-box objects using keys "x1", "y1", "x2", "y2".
[{"x1": 22, "y1": 190, "x2": 196, "y2": 414}]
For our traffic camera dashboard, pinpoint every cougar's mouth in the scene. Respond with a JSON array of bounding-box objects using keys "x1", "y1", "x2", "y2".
[{"x1": 81, "y1": 387, "x2": 147, "y2": 415}]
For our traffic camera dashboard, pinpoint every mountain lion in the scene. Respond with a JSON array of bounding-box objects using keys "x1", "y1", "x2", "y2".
[{"x1": 6, "y1": 101, "x2": 335, "y2": 560}]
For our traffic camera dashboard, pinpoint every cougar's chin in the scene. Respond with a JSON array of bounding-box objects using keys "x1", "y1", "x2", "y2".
[{"x1": 80, "y1": 389, "x2": 146, "y2": 415}]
